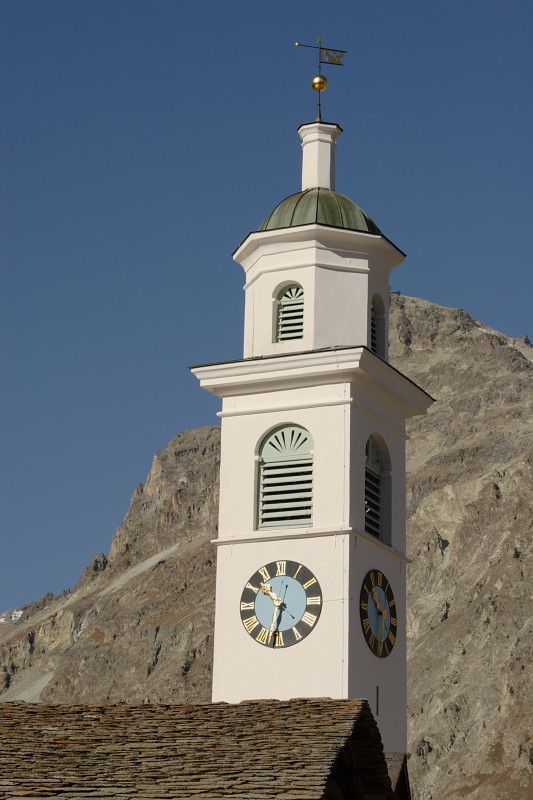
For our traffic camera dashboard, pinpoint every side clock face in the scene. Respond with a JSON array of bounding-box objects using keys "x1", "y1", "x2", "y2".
[
  {"x1": 359, "y1": 570, "x2": 397, "y2": 658},
  {"x1": 240, "y1": 560, "x2": 322, "y2": 648}
]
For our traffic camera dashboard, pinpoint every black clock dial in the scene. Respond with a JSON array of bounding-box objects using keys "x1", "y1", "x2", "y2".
[
  {"x1": 240, "y1": 560, "x2": 322, "y2": 648},
  {"x1": 359, "y1": 569, "x2": 397, "y2": 658}
]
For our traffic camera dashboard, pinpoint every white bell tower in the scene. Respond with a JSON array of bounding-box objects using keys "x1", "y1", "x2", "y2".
[{"x1": 192, "y1": 119, "x2": 432, "y2": 753}]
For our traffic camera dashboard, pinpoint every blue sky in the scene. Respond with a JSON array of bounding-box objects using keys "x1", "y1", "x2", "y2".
[{"x1": 1, "y1": 0, "x2": 531, "y2": 612}]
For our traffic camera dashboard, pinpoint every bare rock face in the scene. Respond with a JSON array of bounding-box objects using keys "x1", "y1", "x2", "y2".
[
  {"x1": 389, "y1": 297, "x2": 533, "y2": 799},
  {"x1": 1, "y1": 297, "x2": 531, "y2": 799}
]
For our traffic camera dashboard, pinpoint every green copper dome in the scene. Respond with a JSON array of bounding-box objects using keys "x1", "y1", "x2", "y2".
[{"x1": 259, "y1": 188, "x2": 381, "y2": 234}]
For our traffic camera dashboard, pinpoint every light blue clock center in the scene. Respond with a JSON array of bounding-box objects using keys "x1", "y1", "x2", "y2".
[
  {"x1": 368, "y1": 586, "x2": 391, "y2": 641},
  {"x1": 255, "y1": 576, "x2": 307, "y2": 632}
]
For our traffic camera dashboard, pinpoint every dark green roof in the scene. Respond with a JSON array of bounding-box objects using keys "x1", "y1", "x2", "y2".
[{"x1": 259, "y1": 188, "x2": 381, "y2": 234}]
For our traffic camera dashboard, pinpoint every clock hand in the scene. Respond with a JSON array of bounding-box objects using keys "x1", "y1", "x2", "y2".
[
  {"x1": 372, "y1": 589, "x2": 382, "y2": 613},
  {"x1": 382, "y1": 607, "x2": 388, "y2": 639},
  {"x1": 261, "y1": 582, "x2": 284, "y2": 638},
  {"x1": 260, "y1": 583, "x2": 283, "y2": 606},
  {"x1": 269, "y1": 604, "x2": 281, "y2": 633}
]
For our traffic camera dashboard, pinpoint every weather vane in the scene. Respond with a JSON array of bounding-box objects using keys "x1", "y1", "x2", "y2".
[{"x1": 295, "y1": 36, "x2": 347, "y2": 121}]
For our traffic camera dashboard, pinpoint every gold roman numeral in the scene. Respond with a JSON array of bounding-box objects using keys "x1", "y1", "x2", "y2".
[
  {"x1": 369, "y1": 633, "x2": 375, "y2": 649},
  {"x1": 303, "y1": 577, "x2": 316, "y2": 589},
  {"x1": 258, "y1": 566, "x2": 271, "y2": 582},
  {"x1": 390, "y1": 617, "x2": 397, "y2": 627},
  {"x1": 388, "y1": 631, "x2": 396, "y2": 646},
  {"x1": 240, "y1": 602, "x2": 254, "y2": 610},
  {"x1": 274, "y1": 631, "x2": 284, "y2": 647},
  {"x1": 389, "y1": 598, "x2": 396, "y2": 607},
  {"x1": 362, "y1": 617, "x2": 371, "y2": 634},
  {"x1": 256, "y1": 627, "x2": 271, "y2": 644},
  {"x1": 245, "y1": 582, "x2": 259, "y2": 595},
  {"x1": 301, "y1": 611, "x2": 317, "y2": 627},
  {"x1": 377, "y1": 572, "x2": 383, "y2": 587},
  {"x1": 292, "y1": 626, "x2": 302, "y2": 641},
  {"x1": 370, "y1": 572, "x2": 376, "y2": 587},
  {"x1": 293, "y1": 564, "x2": 303, "y2": 579},
  {"x1": 276, "y1": 561, "x2": 286, "y2": 576},
  {"x1": 307, "y1": 596, "x2": 321, "y2": 605},
  {"x1": 243, "y1": 615, "x2": 260, "y2": 633},
  {"x1": 361, "y1": 601, "x2": 368, "y2": 611},
  {"x1": 378, "y1": 641, "x2": 384, "y2": 657}
]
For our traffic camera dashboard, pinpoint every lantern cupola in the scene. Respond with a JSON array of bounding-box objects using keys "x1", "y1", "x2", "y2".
[{"x1": 235, "y1": 120, "x2": 404, "y2": 362}]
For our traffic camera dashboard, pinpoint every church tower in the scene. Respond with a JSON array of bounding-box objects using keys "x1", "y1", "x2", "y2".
[{"x1": 191, "y1": 117, "x2": 432, "y2": 753}]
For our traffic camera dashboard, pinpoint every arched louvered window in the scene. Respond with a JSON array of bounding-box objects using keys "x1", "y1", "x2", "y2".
[
  {"x1": 370, "y1": 294, "x2": 386, "y2": 358},
  {"x1": 276, "y1": 285, "x2": 304, "y2": 342},
  {"x1": 258, "y1": 425, "x2": 313, "y2": 528},
  {"x1": 365, "y1": 436, "x2": 383, "y2": 537},
  {"x1": 370, "y1": 303, "x2": 378, "y2": 354}
]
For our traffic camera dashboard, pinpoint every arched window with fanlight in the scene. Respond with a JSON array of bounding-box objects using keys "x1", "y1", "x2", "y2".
[
  {"x1": 257, "y1": 425, "x2": 313, "y2": 529},
  {"x1": 275, "y1": 284, "x2": 304, "y2": 342},
  {"x1": 364, "y1": 435, "x2": 391, "y2": 541}
]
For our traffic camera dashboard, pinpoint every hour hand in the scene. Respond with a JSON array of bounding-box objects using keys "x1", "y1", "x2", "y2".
[
  {"x1": 261, "y1": 582, "x2": 282, "y2": 606},
  {"x1": 372, "y1": 589, "x2": 382, "y2": 613}
]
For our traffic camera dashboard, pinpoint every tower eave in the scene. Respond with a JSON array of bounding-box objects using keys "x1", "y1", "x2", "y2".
[
  {"x1": 233, "y1": 224, "x2": 406, "y2": 270},
  {"x1": 190, "y1": 346, "x2": 434, "y2": 417},
  {"x1": 297, "y1": 121, "x2": 343, "y2": 135}
]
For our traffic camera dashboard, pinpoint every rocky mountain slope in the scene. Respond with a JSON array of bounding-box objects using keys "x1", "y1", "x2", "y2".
[{"x1": 1, "y1": 295, "x2": 532, "y2": 800}]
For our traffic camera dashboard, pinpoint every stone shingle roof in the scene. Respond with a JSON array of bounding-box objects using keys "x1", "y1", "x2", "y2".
[
  {"x1": 384, "y1": 753, "x2": 412, "y2": 800},
  {"x1": 0, "y1": 698, "x2": 393, "y2": 800}
]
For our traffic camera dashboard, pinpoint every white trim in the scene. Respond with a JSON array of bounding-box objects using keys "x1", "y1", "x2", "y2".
[
  {"x1": 243, "y1": 259, "x2": 372, "y2": 290},
  {"x1": 234, "y1": 223, "x2": 405, "y2": 267},
  {"x1": 244, "y1": 262, "x2": 307, "y2": 291},
  {"x1": 211, "y1": 526, "x2": 411, "y2": 563},
  {"x1": 218, "y1": 396, "x2": 408, "y2": 439},
  {"x1": 218, "y1": 396, "x2": 353, "y2": 418},
  {"x1": 192, "y1": 347, "x2": 433, "y2": 417}
]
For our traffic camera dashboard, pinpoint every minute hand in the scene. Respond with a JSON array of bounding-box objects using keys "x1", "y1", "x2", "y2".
[{"x1": 270, "y1": 605, "x2": 281, "y2": 633}]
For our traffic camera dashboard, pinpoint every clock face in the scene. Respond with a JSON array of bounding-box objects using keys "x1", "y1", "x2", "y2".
[
  {"x1": 240, "y1": 560, "x2": 322, "y2": 648},
  {"x1": 359, "y1": 569, "x2": 397, "y2": 658}
]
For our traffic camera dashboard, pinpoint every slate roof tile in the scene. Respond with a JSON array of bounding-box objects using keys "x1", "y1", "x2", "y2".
[{"x1": 0, "y1": 698, "x2": 393, "y2": 800}]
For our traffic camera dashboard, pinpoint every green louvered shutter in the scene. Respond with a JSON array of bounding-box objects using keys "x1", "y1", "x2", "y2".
[
  {"x1": 277, "y1": 285, "x2": 304, "y2": 341},
  {"x1": 258, "y1": 426, "x2": 313, "y2": 528},
  {"x1": 365, "y1": 437, "x2": 382, "y2": 537},
  {"x1": 370, "y1": 303, "x2": 378, "y2": 354}
]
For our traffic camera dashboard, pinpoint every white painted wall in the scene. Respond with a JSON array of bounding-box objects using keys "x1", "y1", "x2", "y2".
[
  {"x1": 313, "y1": 266, "x2": 368, "y2": 349},
  {"x1": 211, "y1": 535, "x2": 351, "y2": 706},
  {"x1": 236, "y1": 226, "x2": 403, "y2": 360},
  {"x1": 208, "y1": 365, "x2": 417, "y2": 752},
  {"x1": 210, "y1": 531, "x2": 407, "y2": 753},
  {"x1": 347, "y1": 535, "x2": 408, "y2": 751},
  {"x1": 298, "y1": 122, "x2": 342, "y2": 190},
  {"x1": 348, "y1": 408, "x2": 407, "y2": 552},
  {"x1": 218, "y1": 388, "x2": 351, "y2": 537}
]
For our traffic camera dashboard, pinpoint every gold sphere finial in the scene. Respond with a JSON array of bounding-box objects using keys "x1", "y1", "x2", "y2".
[{"x1": 311, "y1": 74, "x2": 328, "y2": 92}]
